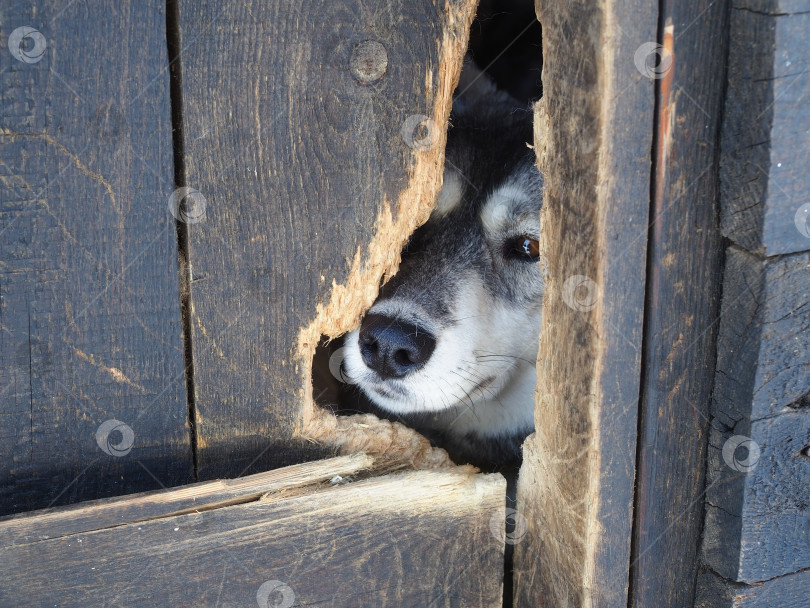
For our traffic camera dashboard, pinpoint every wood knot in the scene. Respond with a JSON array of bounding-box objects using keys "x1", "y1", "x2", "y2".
[{"x1": 350, "y1": 40, "x2": 388, "y2": 84}]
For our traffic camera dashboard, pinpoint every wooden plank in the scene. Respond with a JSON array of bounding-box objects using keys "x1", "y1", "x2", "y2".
[
  {"x1": 175, "y1": 0, "x2": 476, "y2": 478},
  {"x1": 0, "y1": 467, "x2": 506, "y2": 607},
  {"x1": 702, "y1": 246, "x2": 810, "y2": 582},
  {"x1": 695, "y1": 568, "x2": 810, "y2": 608},
  {"x1": 629, "y1": 0, "x2": 728, "y2": 606},
  {"x1": 702, "y1": 411, "x2": 810, "y2": 583},
  {"x1": 719, "y1": 0, "x2": 810, "y2": 256},
  {"x1": 713, "y1": 248, "x2": 810, "y2": 424},
  {"x1": 0, "y1": 1, "x2": 191, "y2": 516},
  {"x1": 0, "y1": 453, "x2": 372, "y2": 546},
  {"x1": 512, "y1": 0, "x2": 654, "y2": 605}
]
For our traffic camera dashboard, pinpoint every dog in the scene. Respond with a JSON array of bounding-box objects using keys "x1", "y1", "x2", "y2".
[{"x1": 340, "y1": 61, "x2": 544, "y2": 469}]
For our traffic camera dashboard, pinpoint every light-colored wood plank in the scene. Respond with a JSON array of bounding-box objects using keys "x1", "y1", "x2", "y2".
[
  {"x1": 0, "y1": 468, "x2": 506, "y2": 607},
  {"x1": 0, "y1": 454, "x2": 373, "y2": 546},
  {"x1": 513, "y1": 0, "x2": 655, "y2": 605}
]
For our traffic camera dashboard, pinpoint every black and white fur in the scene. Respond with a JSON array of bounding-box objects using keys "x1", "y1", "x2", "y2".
[{"x1": 342, "y1": 63, "x2": 543, "y2": 468}]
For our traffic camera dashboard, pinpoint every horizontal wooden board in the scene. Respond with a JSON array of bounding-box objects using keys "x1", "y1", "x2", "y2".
[
  {"x1": 0, "y1": 466, "x2": 506, "y2": 607},
  {"x1": 719, "y1": 0, "x2": 810, "y2": 255},
  {"x1": 702, "y1": 409, "x2": 810, "y2": 582},
  {"x1": 695, "y1": 568, "x2": 810, "y2": 608},
  {"x1": 0, "y1": 0, "x2": 191, "y2": 516},
  {"x1": 0, "y1": 453, "x2": 373, "y2": 546},
  {"x1": 705, "y1": 245, "x2": 810, "y2": 582},
  {"x1": 712, "y1": 247, "x2": 810, "y2": 425}
]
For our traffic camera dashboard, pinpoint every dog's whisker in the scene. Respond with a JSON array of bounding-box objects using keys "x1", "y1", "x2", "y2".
[{"x1": 333, "y1": 54, "x2": 542, "y2": 469}]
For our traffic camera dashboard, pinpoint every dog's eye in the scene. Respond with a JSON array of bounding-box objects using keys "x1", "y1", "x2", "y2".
[{"x1": 505, "y1": 236, "x2": 540, "y2": 262}]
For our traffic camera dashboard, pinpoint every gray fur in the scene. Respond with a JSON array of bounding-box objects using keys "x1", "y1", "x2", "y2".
[{"x1": 342, "y1": 63, "x2": 543, "y2": 469}]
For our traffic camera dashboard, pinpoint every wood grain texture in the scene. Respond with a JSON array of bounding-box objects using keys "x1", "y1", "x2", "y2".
[
  {"x1": 513, "y1": 0, "x2": 655, "y2": 605},
  {"x1": 701, "y1": 246, "x2": 810, "y2": 583},
  {"x1": 629, "y1": 1, "x2": 728, "y2": 606},
  {"x1": 0, "y1": 453, "x2": 373, "y2": 546},
  {"x1": 712, "y1": 247, "x2": 810, "y2": 424},
  {"x1": 719, "y1": 0, "x2": 810, "y2": 256},
  {"x1": 0, "y1": 468, "x2": 506, "y2": 607},
  {"x1": 702, "y1": 411, "x2": 810, "y2": 583},
  {"x1": 0, "y1": 1, "x2": 191, "y2": 516},
  {"x1": 695, "y1": 568, "x2": 810, "y2": 608},
  {"x1": 175, "y1": 0, "x2": 476, "y2": 479}
]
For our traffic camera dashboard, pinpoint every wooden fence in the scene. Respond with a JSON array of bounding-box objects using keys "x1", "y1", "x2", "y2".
[{"x1": 1, "y1": 0, "x2": 808, "y2": 606}]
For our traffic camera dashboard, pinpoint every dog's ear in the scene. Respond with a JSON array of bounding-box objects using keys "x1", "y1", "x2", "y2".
[{"x1": 453, "y1": 56, "x2": 523, "y2": 112}]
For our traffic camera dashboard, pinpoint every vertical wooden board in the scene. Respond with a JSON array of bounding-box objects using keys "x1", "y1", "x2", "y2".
[
  {"x1": 513, "y1": 0, "x2": 654, "y2": 605},
  {"x1": 630, "y1": 0, "x2": 728, "y2": 606},
  {"x1": 720, "y1": 0, "x2": 810, "y2": 256},
  {"x1": 0, "y1": 2, "x2": 192, "y2": 516},
  {"x1": 176, "y1": 0, "x2": 476, "y2": 478},
  {"x1": 695, "y1": 569, "x2": 810, "y2": 608},
  {"x1": 0, "y1": 470, "x2": 507, "y2": 607}
]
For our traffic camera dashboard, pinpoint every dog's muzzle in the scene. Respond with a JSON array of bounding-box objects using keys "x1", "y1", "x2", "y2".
[{"x1": 358, "y1": 314, "x2": 436, "y2": 380}]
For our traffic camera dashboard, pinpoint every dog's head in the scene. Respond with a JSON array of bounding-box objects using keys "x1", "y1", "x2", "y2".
[{"x1": 342, "y1": 64, "x2": 543, "y2": 433}]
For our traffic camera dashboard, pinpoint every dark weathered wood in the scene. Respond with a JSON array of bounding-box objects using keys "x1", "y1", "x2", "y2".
[
  {"x1": 0, "y1": 1, "x2": 191, "y2": 516},
  {"x1": 0, "y1": 453, "x2": 373, "y2": 546},
  {"x1": 695, "y1": 568, "x2": 810, "y2": 608},
  {"x1": 701, "y1": 246, "x2": 810, "y2": 583},
  {"x1": 0, "y1": 467, "x2": 506, "y2": 607},
  {"x1": 713, "y1": 247, "x2": 810, "y2": 424},
  {"x1": 629, "y1": 1, "x2": 728, "y2": 606},
  {"x1": 703, "y1": 410, "x2": 810, "y2": 583},
  {"x1": 720, "y1": 0, "x2": 810, "y2": 256},
  {"x1": 175, "y1": 0, "x2": 476, "y2": 478},
  {"x1": 513, "y1": 0, "x2": 654, "y2": 605}
]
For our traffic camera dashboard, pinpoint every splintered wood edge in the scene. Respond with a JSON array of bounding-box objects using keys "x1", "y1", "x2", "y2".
[
  {"x1": 295, "y1": 0, "x2": 478, "y2": 471},
  {"x1": 0, "y1": 454, "x2": 376, "y2": 545}
]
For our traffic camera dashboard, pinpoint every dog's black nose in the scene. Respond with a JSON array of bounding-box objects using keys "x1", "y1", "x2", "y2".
[{"x1": 358, "y1": 314, "x2": 436, "y2": 379}]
